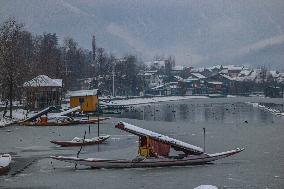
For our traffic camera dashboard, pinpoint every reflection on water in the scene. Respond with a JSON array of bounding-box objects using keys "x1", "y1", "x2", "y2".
[{"x1": 117, "y1": 102, "x2": 279, "y2": 126}]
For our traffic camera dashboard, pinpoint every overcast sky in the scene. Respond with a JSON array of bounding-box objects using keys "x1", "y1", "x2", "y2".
[{"x1": 1, "y1": 0, "x2": 284, "y2": 69}]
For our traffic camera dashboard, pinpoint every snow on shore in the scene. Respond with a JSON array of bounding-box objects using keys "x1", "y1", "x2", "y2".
[
  {"x1": 0, "y1": 109, "x2": 27, "y2": 127},
  {"x1": 246, "y1": 102, "x2": 284, "y2": 116},
  {"x1": 101, "y1": 96, "x2": 208, "y2": 106}
]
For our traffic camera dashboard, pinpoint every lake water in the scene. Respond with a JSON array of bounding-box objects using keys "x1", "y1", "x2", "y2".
[{"x1": 0, "y1": 98, "x2": 283, "y2": 189}]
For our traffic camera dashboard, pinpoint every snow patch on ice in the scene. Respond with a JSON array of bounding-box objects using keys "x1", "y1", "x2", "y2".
[
  {"x1": 194, "y1": 185, "x2": 218, "y2": 189},
  {"x1": 102, "y1": 96, "x2": 208, "y2": 106}
]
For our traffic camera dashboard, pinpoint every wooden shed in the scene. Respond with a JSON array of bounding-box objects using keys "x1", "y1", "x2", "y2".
[
  {"x1": 69, "y1": 89, "x2": 100, "y2": 112},
  {"x1": 23, "y1": 75, "x2": 63, "y2": 110}
]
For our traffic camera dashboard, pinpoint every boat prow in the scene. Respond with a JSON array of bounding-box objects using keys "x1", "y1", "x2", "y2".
[{"x1": 0, "y1": 154, "x2": 12, "y2": 174}]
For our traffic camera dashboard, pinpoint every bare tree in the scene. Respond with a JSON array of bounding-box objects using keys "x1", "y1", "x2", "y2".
[{"x1": 0, "y1": 18, "x2": 31, "y2": 118}]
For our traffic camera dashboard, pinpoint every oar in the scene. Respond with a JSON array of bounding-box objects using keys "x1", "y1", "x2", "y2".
[{"x1": 75, "y1": 130, "x2": 86, "y2": 169}]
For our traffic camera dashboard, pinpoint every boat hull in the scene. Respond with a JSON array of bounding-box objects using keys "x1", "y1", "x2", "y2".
[
  {"x1": 51, "y1": 148, "x2": 244, "y2": 169},
  {"x1": 20, "y1": 117, "x2": 109, "y2": 126},
  {"x1": 50, "y1": 135, "x2": 110, "y2": 147}
]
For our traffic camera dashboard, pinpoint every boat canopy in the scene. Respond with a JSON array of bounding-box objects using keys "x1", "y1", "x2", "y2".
[
  {"x1": 115, "y1": 122, "x2": 204, "y2": 155},
  {"x1": 49, "y1": 106, "x2": 80, "y2": 118},
  {"x1": 23, "y1": 106, "x2": 56, "y2": 122}
]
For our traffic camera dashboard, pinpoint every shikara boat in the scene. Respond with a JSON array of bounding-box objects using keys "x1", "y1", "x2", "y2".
[
  {"x1": 51, "y1": 122, "x2": 244, "y2": 169},
  {"x1": 0, "y1": 154, "x2": 11, "y2": 174},
  {"x1": 50, "y1": 135, "x2": 110, "y2": 147},
  {"x1": 19, "y1": 105, "x2": 109, "y2": 126}
]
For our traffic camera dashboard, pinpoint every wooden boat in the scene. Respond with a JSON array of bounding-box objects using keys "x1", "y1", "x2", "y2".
[
  {"x1": 20, "y1": 120, "x2": 74, "y2": 126},
  {"x1": 50, "y1": 135, "x2": 110, "y2": 147},
  {"x1": 20, "y1": 117, "x2": 109, "y2": 126},
  {"x1": 51, "y1": 122, "x2": 244, "y2": 169},
  {"x1": 20, "y1": 106, "x2": 56, "y2": 123},
  {"x1": 0, "y1": 154, "x2": 11, "y2": 174},
  {"x1": 19, "y1": 106, "x2": 109, "y2": 126},
  {"x1": 51, "y1": 148, "x2": 243, "y2": 168}
]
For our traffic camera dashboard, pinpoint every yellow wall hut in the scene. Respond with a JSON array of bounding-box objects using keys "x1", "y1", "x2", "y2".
[{"x1": 69, "y1": 89, "x2": 100, "y2": 112}]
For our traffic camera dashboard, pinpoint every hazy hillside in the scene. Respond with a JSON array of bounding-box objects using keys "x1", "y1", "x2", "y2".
[{"x1": 1, "y1": 0, "x2": 284, "y2": 69}]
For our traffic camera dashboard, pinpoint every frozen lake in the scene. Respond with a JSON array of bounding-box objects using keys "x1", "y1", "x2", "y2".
[{"x1": 0, "y1": 97, "x2": 284, "y2": 188}]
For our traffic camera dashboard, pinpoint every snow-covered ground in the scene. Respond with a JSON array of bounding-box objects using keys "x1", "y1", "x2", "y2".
[
  {"x1": 0, "y1": 109, "x2": 27, "y2": 127},
  {"x1": 101, "y1": 95, "x2": 208, "y2": 106},
  {"x1": 0, "y1": 101, "x2": 23, "y2": 108}
]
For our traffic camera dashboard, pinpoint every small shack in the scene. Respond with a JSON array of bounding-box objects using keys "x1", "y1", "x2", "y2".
[
  {"x1": 23, "y1": 75, "x2": 63, "y2": 110},
  {"x1": 69, "y1": 89, "x2": 100, "y2": 112}
]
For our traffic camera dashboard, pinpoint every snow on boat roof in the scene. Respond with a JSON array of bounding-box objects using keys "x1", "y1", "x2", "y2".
[
  {"x1": 116, "y1": 122, "x2": 203, "y2": 155},
  {"x1": 49, "y1": 106, "x2": 80, "y2": 118},
  {"x1": 69, "y1": 89, "x2": 99, "y2": 97},
  {"x1": 23, "y1": 75, "x2": 62, "y2": 87}
]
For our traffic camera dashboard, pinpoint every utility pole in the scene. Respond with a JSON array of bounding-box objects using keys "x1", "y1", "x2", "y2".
[
  {"x1": 97, "y1": 94, "x2": 100, "y2": 137},
  {"x1": 112, "y1": 68, "x2": 115, "y2": 97}
]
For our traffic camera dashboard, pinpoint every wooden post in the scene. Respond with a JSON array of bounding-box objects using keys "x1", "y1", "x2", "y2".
[
  {"x1": 76, "y1": 130, "x2": 86, "y2": 169},
  {"x1": 88, "y1": 114, "x2": 90, "y2": 134},
  {"x1": 97, "y1": 95, "x2": 100, "y2": 137},
  {"x1": 203, "y1": 128, "x2": 206, "y2": 153}
]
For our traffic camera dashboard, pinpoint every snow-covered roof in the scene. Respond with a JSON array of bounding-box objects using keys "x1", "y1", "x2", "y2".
[
  {"x1": 277, "y1": 73, "x2": 284, "y2": 83},
  {"x1": 220, "y1": 74, "x2": 235, "y2": 81},
  {"x1": 116, "y1": 122, "x2": 204, "y2": 155},
  {"x1": 172, "y1": 65, "x2": 184, "y2": 71},
  {"x1": 191, "y1": 67, "x2": 206, "y2": 73},
  {"x1": 219, "y1": 69, "x2": 228, "y2": 74},
  {"x1": 223, "y1": 65, "x2": 244, "y2": 71},
  {"x1": 144, "y1": 70, "x2": 158, "y2": 76},
  {"x1": 270, "y1": 71, "x2": 280, "y2": 78},
  {"x1": 23, "y1": 75, "x2": 62, "y2": 87},
  {"x1": 238, "y1": 70, "x2": 252, "y2": 77},
  {"x1": 69, "y1": 89, "x2": 99, "y2": 97},
  {"x1": 174, "y1": 75, "x2": 183, "y2": 81},
  {"x1": 191, "y1": 73, "x2": 206, "y2": 79},
  {"x1": 169, "y1": 85, "x2": 178, "y2": 89},
  {"x1": 184, "y1": 78, "x2": 199, "y2": 82},
  {"x1": 144, "y1": 72, "x2": 153, "y2": 76},
  {"x1": 151, "y1": 85, "x2": 165, "y2": 90},
  {"x1": 208, "y1": 81, "x2": 223, "y2": 85},
  {"x1": 153, "y1": 60, "x2": 165, "y2": 65},
  {"x1": 209, "y1": 65, "x2": 223, "y2": 70}
]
